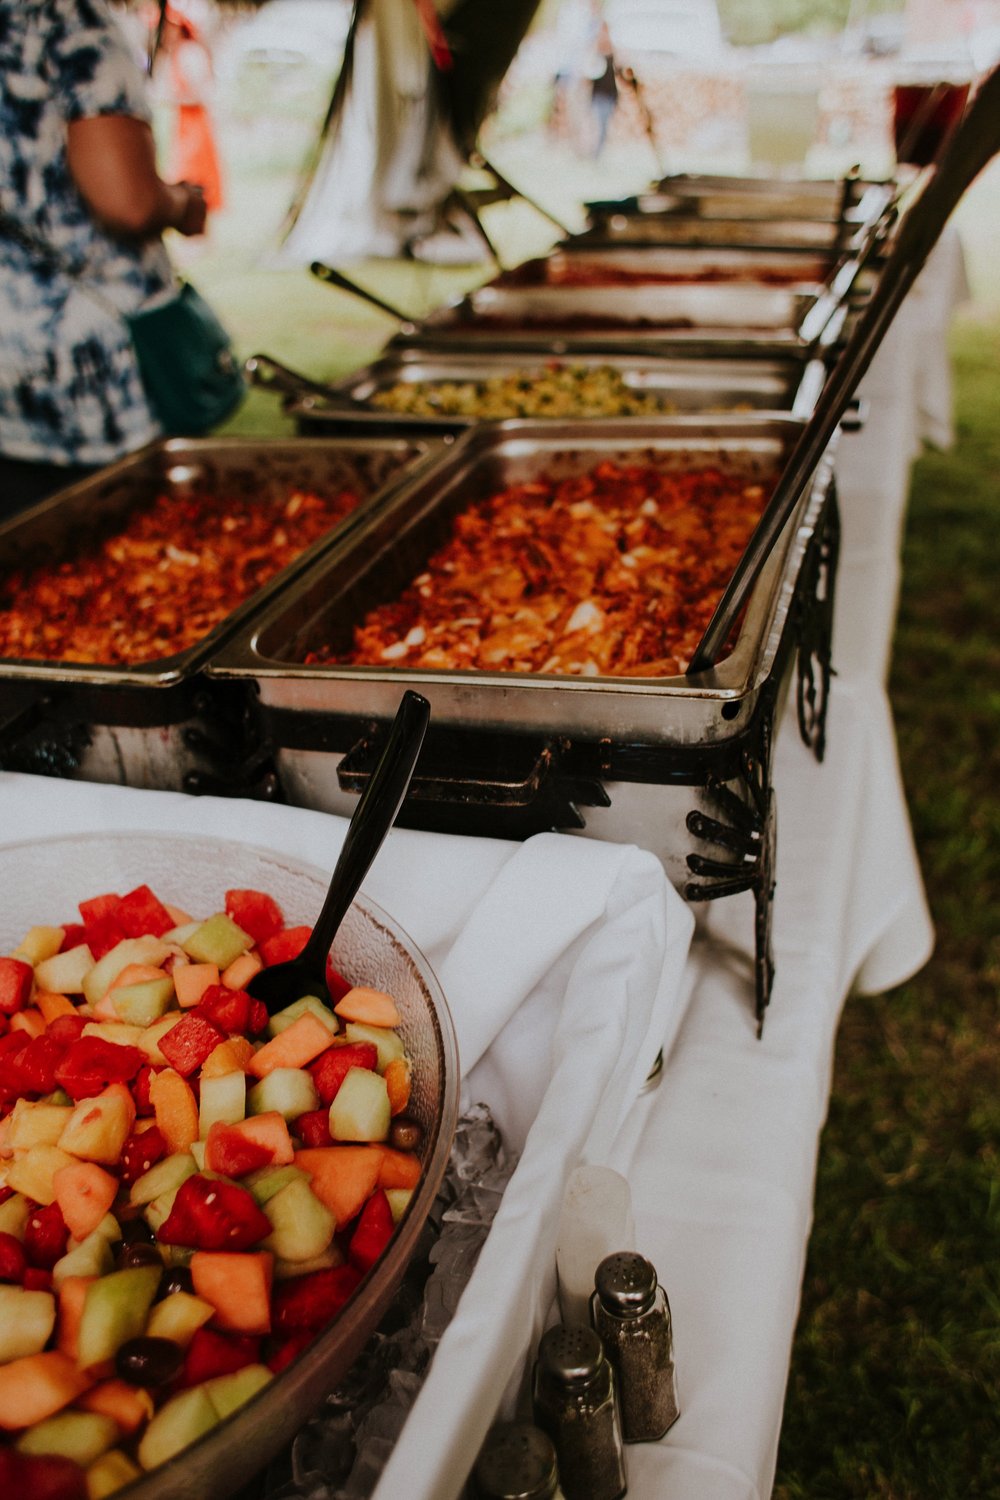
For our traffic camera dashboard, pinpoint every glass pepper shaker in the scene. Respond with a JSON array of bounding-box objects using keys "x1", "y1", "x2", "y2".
[
  {"x1": 531, "y1": 1324, "x2": 627, "y2": 1500},
  {"x1": 591, "y1": 1251, "x2": 680, "y2": 1442},
  {"x1": 473, "y1": 1421, "x2": 564, "y2": 1500}
]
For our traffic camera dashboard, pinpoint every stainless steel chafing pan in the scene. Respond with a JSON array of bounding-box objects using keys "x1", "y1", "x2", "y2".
[
  {"x1": 577, "y1": 211, "x2": 868, "y2": 251},
  {"x1": 209, "y1": 416, "x2": 832, "y2": 753},
  {"x1": 0, "y1": 435, "x2": 435, "y2": 790},
  {"x1": 492, "y1": 245, "x2": 840, "y2": 288},
  {"x1": 282, "y1": 350, "x2": 828, "y2": 436},
  {"x1": 631, "y1": 175, "x2": 893, "y2": 223}
]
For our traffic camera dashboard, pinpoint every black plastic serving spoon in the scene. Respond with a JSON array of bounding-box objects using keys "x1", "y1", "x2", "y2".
[{"x1": 246, "y1": 690, "x2": 430, "y2": 1015}]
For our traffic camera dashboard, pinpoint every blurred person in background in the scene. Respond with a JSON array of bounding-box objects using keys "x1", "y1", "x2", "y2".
[
  {"x1": 0, "y1": 0, "x2": 208, "y2": 516},
  {"x1": 588, "y1": 19, "x2": 619, "y2": 158},
  {"x1": 157, "y1": 3, "x2": 224, "y2": 215}
]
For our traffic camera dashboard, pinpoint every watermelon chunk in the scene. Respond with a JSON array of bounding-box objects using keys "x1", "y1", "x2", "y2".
[
  {"x1": 259, "y1": 927, "x2": 311, "y2": 968},
  {"x1": 0, "y1": 956, "x2": 33, "y2": 1016},
  {"x1": 158, "y1": 1013, "x2": 225, "y2": 1079},
  {"x1": 23, "y1": 1203, "x2": 70, "y2": 1271},
  {"x1": 195, "y1": 985, "x2": 267, "y2": 1038},
  {"x1": 348, "y1": 1189, "x2": 394, "y2": 1273},
  {"x1": 115, "y1": 884, "x2": 174, "y2": 939},
  {"x1": 181, "y1": 1327, "x2": 261, "y2": 1386},
  {"x1": 271, "y1": 1265, "x2": 363, "y2": 1333},
  {"x1": 309, "y1": 1042, "x2": 378, "y2": 1106},
  {"x1": 54, "y1": 1037, "x2": 144, "y2": 1101},
  {"x1": 158, "y1": 1175, "x2": 272, "y2": 1252},
  {"x1": 224, "y1": 890, "x2": 284, "y2": 948}
]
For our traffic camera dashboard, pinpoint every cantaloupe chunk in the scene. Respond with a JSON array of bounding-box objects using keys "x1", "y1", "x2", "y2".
[
  {"x1": 172, "y1": 962, "x2": 219, "y2": 1009},
  {"x1": 109, "y1": 963, "x2": 169, "y2": 994},
  {"x1": 0, "y1": 1350, "x2": 92, "y2": 1431},
  {"x1": 57, "y1": 1276, "x2": 96, "y2": 1362},
  {"x1": 293, "y1": 1146, "x2": 383, "y2": 1227},
  {"x1": 333, "y1": 986, "x2": 401, "y2": 1028},
  {"x1": 52, "y1": 1161, "x2": 119, "y2": 1241},
  {"x1": 78, "y1": 1378, "x2": 154, "y2": 1436},
  {"x1": 247, "y1": 1014, "x2": 333, "y2": 1078},
  {"x1": 149, "y1": 1068, "x2": 199, "y2": 1153},
  {"x1": 190, "y1": 1251, "x2": 273, "y2": 1335},
  {"x1": 221, "y1": 951, "x2": 262, "y2": 991},
  {"x1": 200, "y1": 1035, "x2": 255, "y2": 1077},
  {"x1": 376, "y1": 1146, "x2": 422, "y2": 1191},
  {"x1": 383, "y1": 1057, "x2": 412, "y2": 1116},
  {"x1": 58, "y1": 1083, "x2": 135, "y2": 1166},
  {"x1": 36, "y1": 991, "x2": 77, "y2": 1024}
]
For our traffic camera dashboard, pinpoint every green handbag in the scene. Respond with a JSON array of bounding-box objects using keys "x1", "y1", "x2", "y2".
[{"x1": 125, "y1": 280, "x2": 246, "y2": 437}]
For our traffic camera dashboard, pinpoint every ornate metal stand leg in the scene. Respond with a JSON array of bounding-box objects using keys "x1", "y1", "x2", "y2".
[
  {"x1": 684, "y1": 701, "x2": 777, "y2": 1034},
  {"x1": 796, "y1": 484, "x2": 841, "y2": 762}
]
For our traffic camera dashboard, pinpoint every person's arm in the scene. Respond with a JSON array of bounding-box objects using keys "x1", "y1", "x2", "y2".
[{"x1": 66, "y1": 113, "x2": 206, "y2": 239}]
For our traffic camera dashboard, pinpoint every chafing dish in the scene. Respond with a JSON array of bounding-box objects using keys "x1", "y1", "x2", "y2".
[
  {"x1": 578, "y1": 211, "x2": 869, "y2": 252},
  {"x1": 635, "y1": 175, "x2": 893, "y2": 223},
  {"x1": 280, "y1": 350, "x2": 828, "y2": 436},
  {"x1": 0, "y1": 435, "x2": 435, "y2": 792},
  {"x1": 208, "y1": 418, "x2": 841, "y2": 1024},
  {"x1": 493, "y1": 245, "x2": 840, "y2": 288}
]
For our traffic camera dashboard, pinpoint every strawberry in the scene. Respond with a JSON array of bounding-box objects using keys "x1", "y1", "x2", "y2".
[
  {"x1": 120, "y1": 1124, "x2": 168, "y2": 1185},
  {"x1": 224, "y1": 889, "x2": 284, "y2": 947},
  {"x1": 182, "y1": 1327, "x2": 261, "y2": 1386},
  {"x1": 348, "y1": 1189, "x2": 394, "y2": 1273},
  {"x1": 0, "y1": 955, "x2": 33, "y2": 1016},
  {"x1": 0, "y1": 1230, "x2": 27, "y2": 1283},
  {"x1": 271, "y1": 1265, "x2": 363, "y2": 1333},
  {"x1": 295, "y1": 1108, "x2": 334, "y2": 1148},
  {"x1": 55, "y1": 1036, "x2": 144, "y2": 1100},
  {"x1": 115, "y1": 884, "x2": 174, "y2": 939},
  {"x1": 157, "y1": 1012, "x2": 225, "y2": 1078},
  {"x1": 24, "y1": 1202, "x2": 70, "y2": 1270},
  {"x1": 158, "y1": 1175, "x2": 272, "y2": 1251},
  {"x1": 309, "y1": 1041, "x2": 378, "y2": 1105}
]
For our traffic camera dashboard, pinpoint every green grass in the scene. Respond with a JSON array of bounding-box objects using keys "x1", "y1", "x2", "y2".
[{"x1": 773, "y1": 313, "x2": 1000, "y2": 1499}]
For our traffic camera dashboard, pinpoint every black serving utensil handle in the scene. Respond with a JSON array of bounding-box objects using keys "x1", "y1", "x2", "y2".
[
  {"x1": 293, "y1": 690, "x2": 430, "y2": 975},
  {"x1": 309, "y1": 262, "x2": 416, "y2": 330},
  {"x1": 686, "y1": 61, "x2": 1000, "y2": 677},
  {"x1": 244, "y1": 352, "x2": 368, "y2": 411}
]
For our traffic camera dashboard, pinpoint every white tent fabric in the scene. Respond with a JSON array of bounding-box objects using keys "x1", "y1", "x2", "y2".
[{"x1": 276, "y1": 0, "x2": 465, "y2": 263}]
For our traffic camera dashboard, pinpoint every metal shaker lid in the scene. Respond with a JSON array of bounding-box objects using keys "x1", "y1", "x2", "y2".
[
  {"x1": 474, "y1": 1422, "x2": 559, "y2": 1500},
  {"x1": 594, "y1": 1251, "x2": 657, "y2": 1316},
  {"x1": 536, "y1": 1323, "x2": 605, "y2": 1384}
]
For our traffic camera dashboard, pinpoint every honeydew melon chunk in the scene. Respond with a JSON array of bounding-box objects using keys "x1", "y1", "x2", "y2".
[
  {"x1": 137, "y1": 1384, "x2": 219, "y2": 1470},
  {"x1": 244, "y1": 1164, "x2": 308, "y2": 1206},
  {"x1": 6, "y1": 1099, "x2": 74, "y2": 1150},
  {"x1": 144, "y1": 1290, "x2": 215, "y2": 1346},
  {"x1": 77, "y1": 1265, "x2": 163, "y2": 1370},
  {"x1": 34, "y1": 943, "x2": 94, "y2": 995},
  {"x1": 88, "y1": 1212, "x2": 122, "y2": 1244},
  {"x1": 261, "y1": 1178, "x2": 335, "y2": 1263},
  {"x1": 137, "y1": 1014, "x2": 182, "y2": 1064},
  {"x1": 7, "y1": 1144, "x2": 76, "y2": 1204},
  {"x1": 144, "y1": 1186, "x2": 183, "y2": 1237},
  {"x1": 0, "y1": 1285, "x2": 57, "y2": 1361},
  {"x1": 385, "y1": 1187, "x2": 414, "y2": 1224},
  {"x1": 273, "y1": 1243, "x2": 344, "y2": 1280},
  {"x1": 81, "y1": 937, "x2": 170, "y2": 1007},
  {"x1": 0, "y1": 1191, "x2": 30, "y2": 1239},
  {"x1": 16, "y1": 1409, "x2": 117, "y2": 1466},
  {"x1": 198, "y1": 1070, "x2": 246, "y2": 1138},
  {"x1": 85, "y1": 1448, "x2": 143, "y2": 1499},
  {"x1": 189, "y1": 1140, "x2": 207, "y2": 1170},
  {"x1": 52, "y1": 1228, "x2": 115, "y2": 1287},
  {"x1": 81, "y1": 1021, "x2": 145, "y2": 1049},
  {"x1": 342, "y1": 1021, "x2": 406, "y2": 1074},
  {"x1": 13, "y1": 925, "x2": 65, "y2": 965},
  {"x1": 328, "y1": 1067, "x2": 391, "y2": 1143},
  {"x1": 181, "y1": 914, "x2": 251, "y2": 969},
  {"x1": 203, "y1": 1363, "x2": 273, "y2": 1421},
  {"x1": 247, "y1": 1067, "x2": 318, "y2": 1122},
  {"x1": 111, "y1": 977, "x2": 175, "y2": 1027},
  {"x1": 129, "y1": 1150, "x2": 197, "y2": 1208},
  {"x1": 266, "y1": 995, "x2": 338, "y2": 1039}
]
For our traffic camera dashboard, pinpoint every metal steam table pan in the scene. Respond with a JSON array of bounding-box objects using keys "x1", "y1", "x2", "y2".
[
  {"x1": 390, "y1": 279, "x2": 841, "y2": 358},
  {"x1": 492, "y1": 244, "x2": 841, "y2": 288},
  {"x1": 208, "y1": 415, "x2": 833, "y2": 756},
  {"x1": 577, "y1": 209, "x2": 869, "y2": 252},
  {"x1": 631, "y1": 175, "x2": 893, "y2": 223},
  {"x1": 287, "y1": 350, "x2": 828, "y2": 437},
  {"x1": 0, "y1": 435, "x2": 435, "y2": 791}
]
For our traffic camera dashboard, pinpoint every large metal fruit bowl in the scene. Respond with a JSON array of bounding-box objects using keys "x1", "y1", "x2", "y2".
[{"x1": 0, "y1": 831, "x2": 460, "y2": 1500}]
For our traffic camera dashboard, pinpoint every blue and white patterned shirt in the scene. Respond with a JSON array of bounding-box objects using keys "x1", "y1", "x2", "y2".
[{"x1": 0, "y1": 0, "x2": 175, "y2": 465}]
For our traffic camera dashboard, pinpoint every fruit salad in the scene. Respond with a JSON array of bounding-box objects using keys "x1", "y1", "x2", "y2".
[{"x1": 0, "y1": 882, "x2": 422, "y2": 1499}]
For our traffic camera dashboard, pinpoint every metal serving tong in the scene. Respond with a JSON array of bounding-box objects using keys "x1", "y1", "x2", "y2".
[
  {"x1": 309, "y1": 263, "x2": 418, "y2": 333},
  {"x1": 243, "y1": 352, "x2": 368, "y2": 411},
  {"x1": 687, "y1": 61, "x2": 1000, "y2": 677}
]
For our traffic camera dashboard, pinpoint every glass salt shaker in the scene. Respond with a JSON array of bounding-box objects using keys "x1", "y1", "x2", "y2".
[
  {"x1": 473, "y1": 1421, "x2": 564, "y2": 1500},
  {"x1": 531, "y1": 1324, "x2": 627, "y2": 1500},
  {"x1": 591, "y1": 1251, "x2": 680, "y2": 1442}
]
